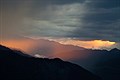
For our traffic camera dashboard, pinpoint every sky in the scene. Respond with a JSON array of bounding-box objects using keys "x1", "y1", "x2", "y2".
[{"x1": 0, "y1": 0, "x2": 120, "y2": 49}]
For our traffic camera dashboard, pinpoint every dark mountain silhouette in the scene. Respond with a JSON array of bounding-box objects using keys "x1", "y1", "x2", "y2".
[
  {"x1": 70, "y1": 48, "x2": 120, "y2": 80},
  {"x1": 110, "y1": 48, "x2": 120, "y2": 53},
  {"x1": 0, "y1": 45, "x2": 100, "y2": 80}
]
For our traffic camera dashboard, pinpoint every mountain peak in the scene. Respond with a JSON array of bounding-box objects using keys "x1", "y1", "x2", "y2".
[{"x1": 110, "y1": 48, "x2": 120, "y2": 52}]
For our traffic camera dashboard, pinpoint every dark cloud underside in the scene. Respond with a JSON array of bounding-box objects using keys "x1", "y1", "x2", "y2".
[{"x1": 1, "y1": 0, "x2": 120, "y2": 42}]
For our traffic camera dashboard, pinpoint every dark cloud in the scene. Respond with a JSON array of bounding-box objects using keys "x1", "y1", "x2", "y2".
[
  {"x1": 72, "y1": 0, "x2": 120, "y2": 42},
  {"x1": 1, "y1": 0, "x2": 120, "y2": 44},
  {"x1": 86, "y1": 0, "x2": 120, "y2": 9}
]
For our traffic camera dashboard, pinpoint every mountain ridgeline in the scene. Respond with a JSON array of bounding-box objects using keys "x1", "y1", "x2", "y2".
[
  {"x1": 0, "y1": 45, "x2": 100, "y2": 80},
  {"x1": 70, "y1": 48, "x2": 120, "y2": 80}
]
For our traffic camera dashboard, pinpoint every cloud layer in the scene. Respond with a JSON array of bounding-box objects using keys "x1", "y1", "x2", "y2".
[{"x1": 1, "y1": 0, "x2": 120, "y2": 43}]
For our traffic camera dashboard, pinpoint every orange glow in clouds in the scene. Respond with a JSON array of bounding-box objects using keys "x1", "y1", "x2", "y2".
[
  {"x1": 0, "y1": 38, "x2": 116, "y2": 54},
  {"x1": 0, "y1": 39, "x2": 37, "y2": 53},
  {"x1": 0, "y1": 38, "x2": 116, "y2": 60},
  {"x1": 52, "y1": 39, "x2": 116, "y2": 49}
]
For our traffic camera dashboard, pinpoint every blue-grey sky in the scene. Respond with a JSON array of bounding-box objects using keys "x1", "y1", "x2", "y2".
[{"x1": 0, "y1": 0, "x2": 120, "y2": 48}]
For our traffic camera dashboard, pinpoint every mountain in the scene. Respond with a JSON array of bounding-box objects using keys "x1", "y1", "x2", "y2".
[
  {"x1": 70, "y1": 49, "x2": 120, "y2": 80},
  {"x1": 0, "y1": 45, "x2": 100, "y2": 80},
  {"x1": 110, "y1": 48, "x2": 120, "y2": 53}
]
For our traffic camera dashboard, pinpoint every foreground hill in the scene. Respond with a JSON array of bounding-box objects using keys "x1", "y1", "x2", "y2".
[{"x1": 0, "y1": 45, "x2": 100, "y2": 80}]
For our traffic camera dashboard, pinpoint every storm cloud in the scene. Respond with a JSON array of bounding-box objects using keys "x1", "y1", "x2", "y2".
[{"x1": 1, "y1": 0, "x2": 120, "y2": 43}]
